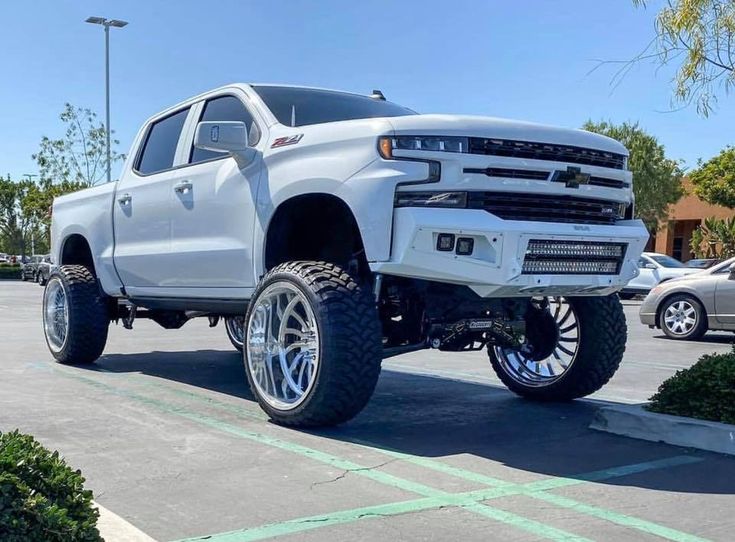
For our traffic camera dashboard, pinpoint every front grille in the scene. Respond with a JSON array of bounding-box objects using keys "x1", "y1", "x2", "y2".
[
  {"x1": 464, "y1": 167, "x2": 629, "y2": 189},
  {"x1": 464, "y1": 167, "x2": 549, "y2": 180},
  {"x1": 466, "y1": 191, "x2": 625, "y2": 225},
  {"x1": 468, "y1": 138, "x2": 626, "y2": 170},
  {"x1": 522, "y1": 239, "x2": 627, "y2": 275}
]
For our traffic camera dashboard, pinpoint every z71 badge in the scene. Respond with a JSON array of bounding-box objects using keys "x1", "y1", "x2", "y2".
[{"x1": 271, "y1": 134, "x2": 304, "y2": 148}]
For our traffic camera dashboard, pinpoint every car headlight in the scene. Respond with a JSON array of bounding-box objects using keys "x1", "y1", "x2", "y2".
[{"x1": 379, "y1": 136, "x2": 469, "y2": 158}]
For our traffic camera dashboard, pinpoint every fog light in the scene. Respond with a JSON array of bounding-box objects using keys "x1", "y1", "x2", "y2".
[
  {"x1": 437, "y1": 233, "x2": 455, "y2": 251},
  {"x1": 456, "y1": 237, "x2": 474, "y2": 255}
]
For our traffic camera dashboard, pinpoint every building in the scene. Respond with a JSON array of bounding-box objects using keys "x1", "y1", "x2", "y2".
[{"x1": 651, "y1": 179, "x2": 735, "y2": 261}]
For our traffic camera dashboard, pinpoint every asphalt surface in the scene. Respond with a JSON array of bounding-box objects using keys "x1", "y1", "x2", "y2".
[{"x1": 1, "y1": 280, "x2": 734, "y2": 542}]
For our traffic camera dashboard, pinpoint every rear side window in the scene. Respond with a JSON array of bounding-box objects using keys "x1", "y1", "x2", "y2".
[
  {"x1": 190, "y1": 96, "x2": 256, "y2": 164},
  {"x1": 136, "y1": 108, "x2": 190, "y2": 175}
]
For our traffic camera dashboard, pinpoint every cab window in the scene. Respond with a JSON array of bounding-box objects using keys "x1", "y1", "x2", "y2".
[
  {"x1": 189, "y1": 96, "x2": 257, "y2": 165},
  {"x1": 136, "y1": 108, "x2": 190, "y2": 175}
]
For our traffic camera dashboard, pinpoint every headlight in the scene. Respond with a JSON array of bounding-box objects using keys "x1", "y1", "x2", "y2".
[
  {"x1": 379, "y1": 136, "x2": 469, "y2": 158},
  {"x1": 394, "y1": 191, "x2": 468, "y2": 208}
]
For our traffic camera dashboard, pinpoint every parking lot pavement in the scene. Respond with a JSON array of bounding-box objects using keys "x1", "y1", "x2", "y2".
[{"x1": 1, "y1": 281, "x2": 734, "y2": 541}]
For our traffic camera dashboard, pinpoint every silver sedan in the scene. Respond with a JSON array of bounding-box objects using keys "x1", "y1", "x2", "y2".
[{"x1": 639, "y1": 256, "x2": 735, "y2": 340}]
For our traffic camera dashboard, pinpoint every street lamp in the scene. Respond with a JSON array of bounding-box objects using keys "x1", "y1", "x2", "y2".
[{"x1": 85, "y1": 16, "x2": 128, "y2": 184}]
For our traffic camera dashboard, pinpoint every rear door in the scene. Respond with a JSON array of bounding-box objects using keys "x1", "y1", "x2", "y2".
[
  {"x1": 113, "y1": 107, "x2": 191, "y2": 293},
  {"x1": 166, "y1": 92, "x2": 264, "y2": 293}
]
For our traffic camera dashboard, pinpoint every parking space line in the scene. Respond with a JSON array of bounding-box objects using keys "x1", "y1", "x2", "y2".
[
  {"x1": 54, "y1": 367, "x2": 594, "y2": 542},
  {"x1": 51, "y1": 366, "x2": 710, "y2": 542}
]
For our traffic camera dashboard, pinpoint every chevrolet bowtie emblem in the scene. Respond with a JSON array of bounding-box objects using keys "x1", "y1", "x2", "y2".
[{"x1": 551, "y1": 166, "x2": 591, "y2": 189}]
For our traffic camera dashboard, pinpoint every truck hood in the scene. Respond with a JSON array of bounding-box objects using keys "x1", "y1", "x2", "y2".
[{"x1": 386, "y1": 114, "x2": 628, "y2": 156}]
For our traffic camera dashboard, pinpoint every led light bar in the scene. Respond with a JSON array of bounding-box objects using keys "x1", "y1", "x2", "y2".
[
  {"x1": 522, "y1": 260, "x2": 620, "y2": 275},
  {"x1": 522, "y1": 239, "x2": 627, "y2": 275},
  {"x1": 526, "y1": 240, "x2": 625, "y2": 259}
]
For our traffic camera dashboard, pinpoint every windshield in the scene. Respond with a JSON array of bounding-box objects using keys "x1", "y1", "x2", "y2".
[
  {"x1": 648, "y1": 254, "x2": 686, "y2": 268},
  {"x1": 252, "y1": 85, "x2": 416, "y2": 127}
]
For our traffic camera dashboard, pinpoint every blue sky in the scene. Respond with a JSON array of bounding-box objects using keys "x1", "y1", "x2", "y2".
[{"x1": 1, "y1": 0, "x2": 733, "y2": 179}]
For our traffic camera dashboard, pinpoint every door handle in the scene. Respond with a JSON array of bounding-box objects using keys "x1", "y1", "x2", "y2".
[
  {"x1": 117, "y1": 193, "x2": 132, "y2": 205},
  {"x1": 174, "y1": 180, "x2": 193, "y2": 194}
]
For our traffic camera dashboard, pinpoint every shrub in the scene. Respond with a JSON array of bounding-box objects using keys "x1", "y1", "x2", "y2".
[
  {"x1": 647, "y1": 350, "x2": 735, "y2": 424},
  {"x1": 0, "y1": 267, "x2": 20, "y2": 279},
  {"x1": 0, "y1": 430, "x2": 102, "y2": 542}
]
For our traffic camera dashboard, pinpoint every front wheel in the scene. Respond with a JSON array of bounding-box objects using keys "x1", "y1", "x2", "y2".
[
  {"x1": 659, "y1": 294, "x2": 707, "y2": 340},
  {"x1": 243, "y1": 261, "x2": 382, "y2": 427},
  {"x1": 488, "y1": 295, "x2": 626, "y2": 401},
  {"x1": 43, "y1": 265, "x2": 110, "y2": 365}
]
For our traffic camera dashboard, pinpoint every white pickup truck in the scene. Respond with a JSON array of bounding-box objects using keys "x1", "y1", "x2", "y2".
[{"x1": 44, "y1": 84, "x2": 648, "y2": 426}]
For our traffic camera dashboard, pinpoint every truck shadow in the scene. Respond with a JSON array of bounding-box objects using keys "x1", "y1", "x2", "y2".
[{"x1": 90, "y1": 348, "x2": 735, "y2": 496}]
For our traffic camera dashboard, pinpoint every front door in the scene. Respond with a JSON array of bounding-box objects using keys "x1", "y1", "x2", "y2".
[
  {"x1": 167, "y1": 93, "x2": 263, "y2": 295},
  {"x1": 714, "y1": 267, "x2": 735, "y2": 325}
]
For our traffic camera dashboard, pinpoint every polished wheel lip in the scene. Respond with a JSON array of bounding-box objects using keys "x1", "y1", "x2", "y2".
[
  {"x1": 493, "y1": 297, "x2": 580, "y2": 388},
  {"x1": 663, "y1": 300, "x2": 697, "y2": 335},
  {"x1": 225, "y1": 316, "x2": 245, "y2": 347},
  {"x1": 245, "y1": 281, "x2": 320, "y2": 411},
  {"x1": 43, "y1": 277, "x2": 69, "y2": 353}
]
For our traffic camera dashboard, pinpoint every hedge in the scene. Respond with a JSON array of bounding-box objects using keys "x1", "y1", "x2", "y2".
[
  {"x1": 647, "y1": 350, "x2": 735, "y2": 424},
  {"x1": 0, "y1": 267, "x2": 20, "y2": 279},
  {"x1": 0, "y1": 430, "x2": 102, "y2": 541}
]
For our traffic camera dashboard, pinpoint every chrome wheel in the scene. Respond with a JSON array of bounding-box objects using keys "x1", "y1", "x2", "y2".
[
  {"x1": 663, "y1": 300, "x2": 697, "y2": 336},
  {"x1": 493, "y1": 297, "x2": 580, "y2": 387},
  {"x1": 44, "y1": 278, "x2": 69, "y2": 353},
  {"x1": 225, "y1": 316, "x2": 245, "y2": 349},
  {"x1": 245, "y1": 282, "x2": 320, "y2": 411}
]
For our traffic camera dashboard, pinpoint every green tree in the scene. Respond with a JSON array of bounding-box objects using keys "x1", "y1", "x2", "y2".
[
  {"x1": 0, "y1": 175, "x2": 37, "y2": 257},
  {"x1": 33, "y1": 103, "x2": 125, "y2": 186},
  {"x1": 583, "y1": 120, "x2": 684, "y2": 228},
  {"x1": 633, "y1": 0, "x2": 735, "y2": 116},
  {"x1": 688, "y1": 146, "x2": 735, "y2": 208}
]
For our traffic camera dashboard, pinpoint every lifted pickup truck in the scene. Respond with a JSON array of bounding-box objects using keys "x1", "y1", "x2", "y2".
[{"x1": 44, "y1": 84, "x2": 648, "y2": 426}]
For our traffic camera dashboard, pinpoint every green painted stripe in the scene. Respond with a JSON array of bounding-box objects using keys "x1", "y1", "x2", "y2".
[
  {"x1": 460, "y1": 502, "x2": 592, "y2": 542},
  {"x1": 530, "y1": 492, "x2": 709, "y2": 542},
  {"x1": 53, "y1": 366, "x2": 709, "y2": 542},
  {"x1": 54, "y1": 367, "x2": 594, "y2": 542}
]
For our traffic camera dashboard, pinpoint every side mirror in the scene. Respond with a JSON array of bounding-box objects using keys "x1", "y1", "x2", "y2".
[
  {"x1": 728, "y1": 262, "x2": 735, "y2": 278},
  {"x1": 644, "y1": 263, "x2": 657, "y2": 270},
  {"x1": 194, "y1": 121, "x2": 256, "y2": 165}
]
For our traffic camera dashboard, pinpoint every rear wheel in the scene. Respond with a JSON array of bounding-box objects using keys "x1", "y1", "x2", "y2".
[
  {"x1": 659, "y1": 294, "x2": 707, "y2": 340},
  {"x1": 43, "y1": 265, "x2": 109, "y2": 365},
  {"x1": 488, "y1": 295, "x2": 626, "y2": 400},
  {"x1": 225, "y1": 316, "x2": 245, "y2": 352},
  {"x1": 244, "y1": 261, "x2": 382, "y2": 427}
]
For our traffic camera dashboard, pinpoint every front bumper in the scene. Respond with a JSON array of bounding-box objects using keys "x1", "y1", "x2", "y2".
[
  {"x1": 639, "y1": 291, "x2": 662, "y2": 326},
  {"x1": 370, "y1": 208, "x2": 648, "y2": 297}
]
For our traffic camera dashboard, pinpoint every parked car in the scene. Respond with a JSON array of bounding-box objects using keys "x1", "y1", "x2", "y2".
[
  {"x1": 21, "y1": 255, "x2": 51, "y2": 284},
  {"x1": 43, "y1": 83, "x2": 648, "y2": 427},
  {"x1": 640, "y1": 257, "x2": 735, "y2": 340},
  {"x1": 36, "y1": 255, "x2": 52, "y2": 285},
  {"x1": 620, "y1": 252, "x2": 699, "y2": 299},
  {"x1": 0, "y1": 253, "x2": 9, "y2": 264},
  {"x1": 21, "y1": 255, "x2": 43, "y2": 281},
  {"x1": 686, "y1": 258, "x2": 720, "y2": 269}
]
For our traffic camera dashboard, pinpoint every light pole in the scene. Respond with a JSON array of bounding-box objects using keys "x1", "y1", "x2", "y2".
[{"x1": 85, "y1": 16, "x2": 128, "y2": 184}]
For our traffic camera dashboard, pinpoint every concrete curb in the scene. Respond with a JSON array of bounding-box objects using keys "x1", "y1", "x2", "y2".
[
  {"x1": 590, "y1": 404, "x2": 735, "y2": 456},
  {"x1": 95, "y1": 502, "x2": 158, "y2": 542}
]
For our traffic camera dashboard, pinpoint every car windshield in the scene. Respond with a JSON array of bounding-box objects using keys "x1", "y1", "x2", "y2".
[
  {"x1": 648, "y1": 254, "x2": 686, "y2": 268},
  {"x1": 252, "y1": 85, "x2": 416, "y2": 127}
]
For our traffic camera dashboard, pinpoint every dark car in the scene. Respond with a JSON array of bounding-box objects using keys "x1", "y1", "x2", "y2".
[
  {"x1": 686, "y1": 258, "x2": 721, "y2": 269},
  {"x1": 21, "y1": 255, "x2": 52, "y2": 284}
]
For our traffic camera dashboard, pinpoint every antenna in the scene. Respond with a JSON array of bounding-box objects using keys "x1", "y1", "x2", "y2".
[{"x1": 370, "y1": 89, "x2": 386, "y2": 101}]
